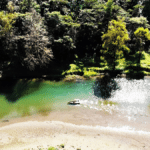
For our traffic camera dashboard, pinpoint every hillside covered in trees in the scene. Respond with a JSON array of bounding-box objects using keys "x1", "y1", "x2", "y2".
[{"x1": 1, "y1": 0, "x2": 150, "y2": 79}]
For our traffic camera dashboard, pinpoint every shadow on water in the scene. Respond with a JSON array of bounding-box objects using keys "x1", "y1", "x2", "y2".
[
  {"x1": 93, "y1": 74, "x2": 119, "y2": 99},
  {"x1": 0, "y1": 78, "x2": 42, "y2": 103}
]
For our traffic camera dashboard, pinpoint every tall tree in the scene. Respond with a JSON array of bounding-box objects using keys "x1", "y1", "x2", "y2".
[
  {"x1": 102, "y1": 18, "x2": 130, "y2": 71},
  {"x1": 134, "y1": 27, "x2": 150, "y2": 66}
]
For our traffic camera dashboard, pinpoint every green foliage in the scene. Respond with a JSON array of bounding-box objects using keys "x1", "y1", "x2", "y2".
[
  {"x1": 0, "y1": 11, "x2": 18, "y2": 36},
  {"x1": 19, "y1": 0, "x2": 31, "y2": 12},
  {"x1": 133, "y1": 27, "x2": 150, "y2": 68},
  {"x1": 0, "y1": 0, "x2": 150, "y2": 78},
  {"x1": 132, "y1": 4, "x2": 144, "y2": 16},
  {"x1": 19, "y1": 0, "x2": 41, "y2": 13},
  {"x1": 141, "y1": 52, "x2": 150, "y2": 70},
  {"x1": 129, "y1": 17, "x2": 149, "y2": 27},
  {"x1": 45, "y1": 11, "x2": 79, "y2": 69},
  {"x1": 59, "y1": 144, "x2": 65, "y2": 148},
  {"x1": 32, "y1": 2, "x2": 40, "y2": 13},
  {"x1": 46, "y1": 11, "x2": 80, "y2": 27},
  {"x1": 51, "y1": 0, "x2": 68, "y2": 5},
  {"x1": 102, "y1": 19, "x2": 130, "y2": 70},
  {"x1": 133, "y1": 4, "x2": 144, "y2": 9},
  {"x1": 84, "y1": 0, "x2": 98, "y2": 8},
  {"x1": 83, "y1": 68, "x2": 98, "y2": 77},
  {"x1": 104, "y1": 0, "x2": 113, "y2": 17},
  {"x1": 64, "y1": 63, "x2": 102, "y2": 77},
  {"x1": 0, "y1": 10, "x2": 52, "y2": 72},
  {"x1": 134, "y1": 27, "x2": 150, "y2": 41},
  {"x1": 64, "y1": 64, "x2": 82, "y2": 75},
  {"x1": 102, "y1": 19, "x2": 130, "y2": 50}
]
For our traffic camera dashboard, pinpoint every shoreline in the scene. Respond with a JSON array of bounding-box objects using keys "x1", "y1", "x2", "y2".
[
  {"x1": 0, "y1": 120, "x2": 150, "y2": 150},
  {"x1": 1, "y1": 106, "x2": 150, "y2": 132},
  {"x1": 0, "y1": 107, "x2": 150, "y2": 150}
]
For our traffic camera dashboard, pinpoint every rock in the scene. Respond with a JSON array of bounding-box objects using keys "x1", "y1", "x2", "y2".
[{"x1": 67, "y1": 99, "x2": 80, "y2": 105}]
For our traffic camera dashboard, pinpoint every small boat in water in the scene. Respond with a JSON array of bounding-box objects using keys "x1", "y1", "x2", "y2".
[{"x1": 67, "y1": 99, "x2": 80, "y2": 105}]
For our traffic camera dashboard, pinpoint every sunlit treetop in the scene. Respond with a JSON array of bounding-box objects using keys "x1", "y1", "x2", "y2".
[
  {"x1": 102, "y1": 18, "x2": 130, "y2": 53},
  {"x1": 134, "y1": 27, "x2": 150, "y2": 41},
  {"x1": 0, "y1": 11, "x2": 19, "y2": 36}
]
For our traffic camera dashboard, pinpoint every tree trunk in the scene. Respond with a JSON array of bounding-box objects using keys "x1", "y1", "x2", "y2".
[
  {"x1": 137, "y1": 51, "x2": 142, "y2": 67},
  {"x1": 112, "y1": 47, "x2": 116, "y2": 71}
]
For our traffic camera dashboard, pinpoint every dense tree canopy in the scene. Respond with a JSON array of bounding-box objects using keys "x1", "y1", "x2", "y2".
[{"x1": 0, "y1": 0, "x2": 150, "y2": 78}]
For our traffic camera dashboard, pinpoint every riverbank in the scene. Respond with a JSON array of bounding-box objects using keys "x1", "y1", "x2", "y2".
[
  {"x1": 0, "y1": 107, "x2": 150, "y2": 150},
  {"x1": 1, "y1": 120, "x2": 150, "y2": 150}
]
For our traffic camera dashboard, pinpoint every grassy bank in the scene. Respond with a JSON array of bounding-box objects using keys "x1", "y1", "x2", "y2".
[{"x1": 63, "y1": 52, "x2": 150, "y2": 79}]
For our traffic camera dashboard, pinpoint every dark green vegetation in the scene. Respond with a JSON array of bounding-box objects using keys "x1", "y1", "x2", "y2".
[{"x1": 1, "y1": 0, "x2": 150, "y2": 79}]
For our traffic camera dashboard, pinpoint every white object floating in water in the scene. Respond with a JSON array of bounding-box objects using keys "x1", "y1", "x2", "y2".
[{"x1": 67, "y1": 99, "x2": 80, "y2": 105}]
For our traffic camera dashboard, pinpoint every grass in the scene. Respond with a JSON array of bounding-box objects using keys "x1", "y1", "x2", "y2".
[
  {"x1": 63, "y1": 52, "x2": 150, "y2": 78},
  {"x1": 62, "y1": 74, "x2": 85, "y2": 82}
]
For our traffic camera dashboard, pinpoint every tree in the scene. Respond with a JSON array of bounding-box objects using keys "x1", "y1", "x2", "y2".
[
  {"x1": 0, "y1": 2, "x2": 19, "y2": 70},
  {"x1": 45, "y1": 11, "x2": 79, "y2": 65},
  {"x1": 12, "y1": 10, "x2": 53, "y2": 71},
  {"x1": 134, "y1": 27, "x2": 150, "y2": 66},
  {"x1": 0, "y1": 2, "x2": 18, "y2": 36},
  {"x1": 0, "y1": 5, "x2": 53, "y2": 75},
  {"x1": 102, "y1": 19, "x2": 130, "y2": 71}
]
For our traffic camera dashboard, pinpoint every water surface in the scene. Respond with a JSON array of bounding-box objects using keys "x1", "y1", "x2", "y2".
[{"x1": 0, "y1": 77, "x2": 150, "y2": 132}]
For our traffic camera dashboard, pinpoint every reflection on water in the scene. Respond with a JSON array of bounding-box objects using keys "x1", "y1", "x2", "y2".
[
  {"x1": 0, "y1": 79, "x2": 42, "y2": 102},
  {"x1": 93, "y1": 74, "x2": 119, "y2": 99},
  {"x1": 79, "y1": 77, "x2": 150, "y2": 125},
  {"x1": 0, "y1": 77, "x2": 150, "y2": 128}
]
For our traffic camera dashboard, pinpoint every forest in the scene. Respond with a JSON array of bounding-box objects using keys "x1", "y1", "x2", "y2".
[{"x1": 1, "y1": 0, "x2": 150, "y2": 79}]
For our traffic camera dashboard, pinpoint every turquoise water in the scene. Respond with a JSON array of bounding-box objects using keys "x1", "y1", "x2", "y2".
[
  {"x1": 0, "y1": 79, "x2": 94, "y2": 119},
  {"x1": 0, "y1": 77, "x2": 150, "y2": 128}
]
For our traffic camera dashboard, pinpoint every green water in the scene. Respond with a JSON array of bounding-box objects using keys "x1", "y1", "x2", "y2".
[{"x1": 0, "y1": 79, "x2": 94, "y2": 119}]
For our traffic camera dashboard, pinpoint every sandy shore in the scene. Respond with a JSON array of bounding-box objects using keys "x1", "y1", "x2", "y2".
[{"x1": 0, "y1": 107, "x2": 150, "y2": 150}]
